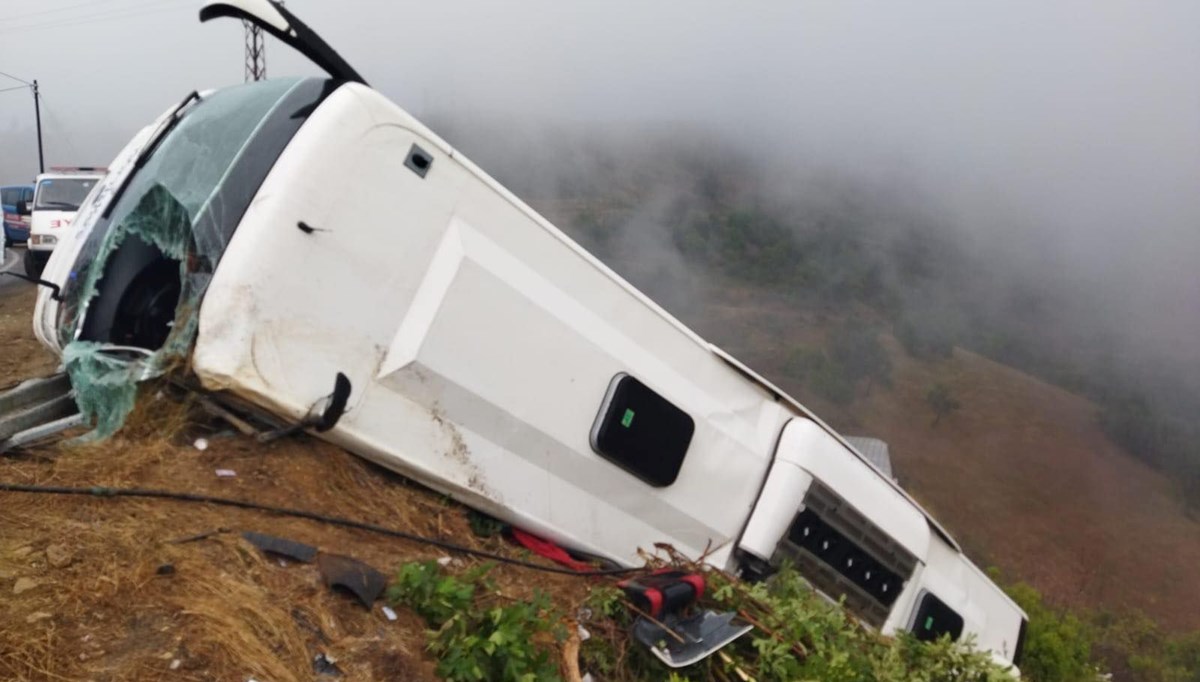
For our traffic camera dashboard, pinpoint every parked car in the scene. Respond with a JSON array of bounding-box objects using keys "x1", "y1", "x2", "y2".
[
  {"x1": 24, "y1": 168, "x2": 105, "y2": 278},
  {"x1": 1, "y1": 184, "x2": 34, "y2": 244}
]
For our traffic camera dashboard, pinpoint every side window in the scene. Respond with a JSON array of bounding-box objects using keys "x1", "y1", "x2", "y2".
[
  {"x1": 1, "y1": 189, "x2": 13, "y2": 205},
  {"x1": 589, "y1": 373, "x2": 694, "y2": 487},
  {"x1": 911, "y1": 591, "x2": 964, "y2": 642},
  {"x1": 22, "y1": 187, "x2": 33, "y2": 202}
]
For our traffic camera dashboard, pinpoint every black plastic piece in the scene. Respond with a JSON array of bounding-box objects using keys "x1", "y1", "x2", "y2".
[
  {"x1": 243, "y1": 531, "x2": 318, "y2": 563},
  {"x1": 1, "y1": 271, "x2": 62, "y2": 301},
  {"x1": 316, "y1": 553, "x2": 387, "y2": 608},
  {"x1": 405, "y1": 144, "x2": 433, "y2": 178},
  {"x1": 315, "y1": 373, "x2": 351, "y2": 432},
  {"x1": 199, "y1": 2, "x2": 366, "y2": 84},
  {"x1": 590, "y1": 373, "x2": 694, "y2": 487},
  {"x1": 911, "y1": 591, "x2": 965, "y2": 642},
  {"x1": 1013, "y1": 616, "x2": 1028, "y2": 668},
  {"x1": 787, "y1": 509, "x2": 904, "y2": 607}
]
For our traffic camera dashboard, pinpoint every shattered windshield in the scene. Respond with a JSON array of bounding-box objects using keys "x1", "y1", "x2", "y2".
[
  {"x1": 60, "y1": 77, "x2": 305, "y2": 345},
  {"x1": 58, "y1": 77, "x2": 332, "y2": 439},
  {"x1": 35, "y1": 177, "x2": 99, "y2": 211}
]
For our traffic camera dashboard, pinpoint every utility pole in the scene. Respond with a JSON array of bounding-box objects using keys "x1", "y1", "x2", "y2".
[
  {"x1": 32, "y1": 80, "x2": 44, "y2": 174},
  {"x1": 0, "y1": 72, "x2": 45, "y2": 174},
  {"x1": 244, "y1": 19, "x2": 266, "y2": 81}
]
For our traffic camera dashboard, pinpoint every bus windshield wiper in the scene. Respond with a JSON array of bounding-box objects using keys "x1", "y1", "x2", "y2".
[{"x1": 101, "y1": 90, "x2": 200, "y2": 220}]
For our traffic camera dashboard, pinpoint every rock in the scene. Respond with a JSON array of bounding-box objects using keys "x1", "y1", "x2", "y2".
[
  {"x1": 13, "y1": 577, "x2": 38, "y2": 595},
  {"x1": 46, "y1": 544, "x2": 73, "y2": 569},
  {"x1": 25, "y1": 612, "x2": 52, "y2": 624}
]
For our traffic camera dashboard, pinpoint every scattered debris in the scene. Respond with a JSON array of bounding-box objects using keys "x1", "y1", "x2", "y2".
[
  {"x1": 631, "y1": 610, "x2": 753, "y2": 668},
  {"x1": 214, "y1": 468, "x2": 236, "y2": 478},
  {"x1": 312, "y1": 652, "x2": 342, "y2": 677},
  {"x1": 167, "y1": 527, "x2": 229, "y2": 544},
  {"x1": 156, "y1": 563, "x2": 176, "y2": 576},
  {"x1": 381, "y1": 605, "x2": 398, "y2": 622},
  {"x1": 436, "y1": 556, "x2": 452, "y2": 567},
  {"x1": 12, "y1": 577, "x2": 38, "y2": 595},
  {"x1": 291, "y1": 608, "x2": 330, "y2": 644},
  {"x1": 169, "y1": 659, "x2": 181, "y2": 670},
  {"x1": 466, "y1": 509, "x2": 507, "y2": 538},
  {"x1": 316, "y1": 553, "x2": 387, "y2": 609},
  {"x1": 196, "y1": 395, "x2": 262, "y2": 437},
  {"x1": 618, "y1": 570, "x2": 752, "y2": 668},
  {"x1": 25, "y1": 611, "x2": 52, "y2": 624},
  {"x1": 193, "y1": 437, "x2": 209, "y2": 451},
  {"x1": 242, "y1": 531, "x2": 318, "y2": 563},
  {"x1": 45, "y1": 543, "x2": 73, "y2": 568},
  {"x1": 12, "y1": 546, "x2": 33, "y2": 558}
]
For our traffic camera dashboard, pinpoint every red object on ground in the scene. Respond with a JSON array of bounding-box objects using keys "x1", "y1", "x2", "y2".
[
  {"x1": 617, "y1": 569, "x2": 706, "y2": 618},
  {"x1": 509, "y1": 528, "x2": 594, "y2": 572}
]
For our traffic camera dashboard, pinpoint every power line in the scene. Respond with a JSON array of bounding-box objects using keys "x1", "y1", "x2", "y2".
[
  {"x1": 4, "y1": 0, "x2": 131, "y2": 24},
  {"x1": 0, "y1": 0, "x2": 192, "y2": 35},
  {"x1": 0, "y1": 71, "x2": 34, "y2": 86},
  {"x1": 0, "y1": 72, "x2": 44, "y2": 172},
  {"x1": 0, "y1": 84, "x2": 32, "y2": 95},
  {"x1": 35, "y1": 92, "x2": 82, "y2": 162},
  {"x1": 0, "y1": 482, "x2": 639, "y2": 576}
]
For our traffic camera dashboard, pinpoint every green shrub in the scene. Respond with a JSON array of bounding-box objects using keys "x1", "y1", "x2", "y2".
[
  {"x1": 1004, "y1": 582, "x2": 1095, "y2": 682},
  {"x1": 704, "y1": 565, "x2": 1012, "y2": 681},
  {"x1": 389, "y1": 561, "x2": 565, "y2": 682},
  {"x1": 926, "y1": 383, "x2": 962, "y2": 427},
  {"x1": 387, "y1": 560, "x2": 478, "y2": 626}
]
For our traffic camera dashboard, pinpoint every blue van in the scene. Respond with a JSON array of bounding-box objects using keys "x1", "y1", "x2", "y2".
[{"x1": 2, "y1": 184, "x2": 35, "y2": 243}]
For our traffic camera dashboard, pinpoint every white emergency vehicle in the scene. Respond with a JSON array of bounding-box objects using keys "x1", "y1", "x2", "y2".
[
  {"x1": 31, "y1": 0, "x2": 1027, "y2": 672},
  {"x1": 25, "y1": 168, "x2": 105, "y2": 278}
]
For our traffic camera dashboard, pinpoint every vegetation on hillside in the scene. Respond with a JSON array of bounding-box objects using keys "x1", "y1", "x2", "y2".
[
  {"x1": 386, "y1": 557, "x2": 1200, "y2": 681},
  {"x1": 389, "y1": 559, "x2": 1012, "y2": 682}
]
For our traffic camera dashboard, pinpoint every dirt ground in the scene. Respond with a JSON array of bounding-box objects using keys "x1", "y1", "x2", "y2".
[{"x1": 0, "y1": 282, "x2": 592, "y2": 681}]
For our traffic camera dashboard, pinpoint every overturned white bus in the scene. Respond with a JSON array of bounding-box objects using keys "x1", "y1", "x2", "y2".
[{"x1": 31, "y1": 0, "x2": 1027, "y2": 671}]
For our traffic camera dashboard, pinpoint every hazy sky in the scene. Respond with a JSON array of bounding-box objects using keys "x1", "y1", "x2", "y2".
[{"x1": 2, "y1": 0, "x2": 1198, "y2": 370}]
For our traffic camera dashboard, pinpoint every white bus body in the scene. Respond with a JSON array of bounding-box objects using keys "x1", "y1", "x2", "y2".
[{"x1": 31, "y1": 0, "x2": 1027, "y2": 671}]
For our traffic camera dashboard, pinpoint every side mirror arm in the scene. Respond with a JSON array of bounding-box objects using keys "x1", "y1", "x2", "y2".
[{"x1": 1, "y1": 272, "x2": 63, "y2": 301}]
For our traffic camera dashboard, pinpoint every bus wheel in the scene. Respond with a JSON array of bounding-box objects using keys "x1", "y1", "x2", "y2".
[{"x1": 23, "y1": 250, "x2": 44, "y2": 279}]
